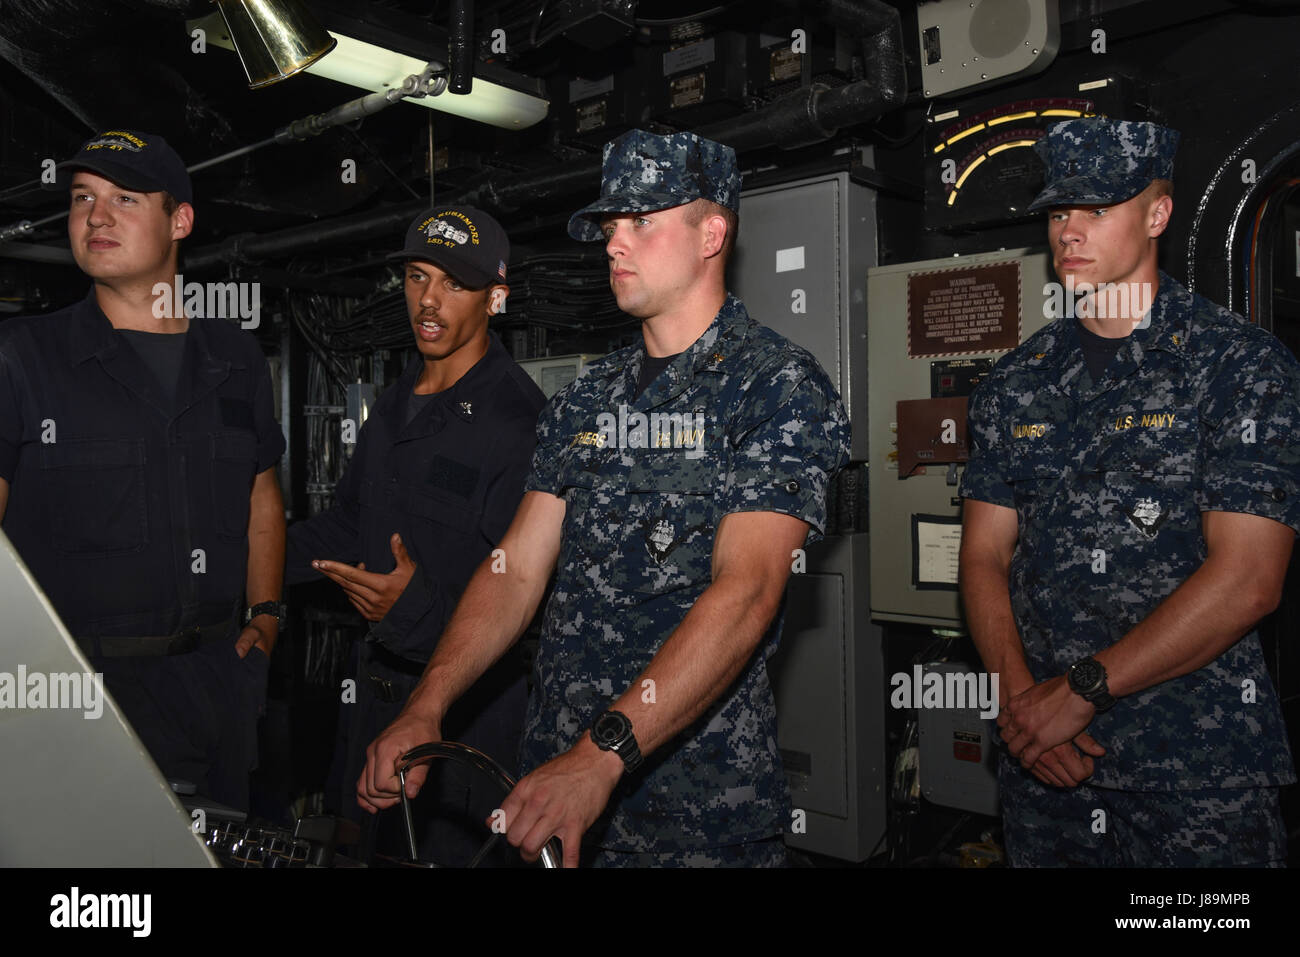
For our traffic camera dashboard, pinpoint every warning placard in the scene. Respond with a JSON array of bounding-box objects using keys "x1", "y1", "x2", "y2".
[{"x1": 906, "y1": 261, "x2": 1021, "y2": 358}]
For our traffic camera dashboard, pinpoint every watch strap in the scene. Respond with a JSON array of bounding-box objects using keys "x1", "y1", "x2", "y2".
[
  {"x1": 1068, "y1": 657, "x2": 1116, "y2": 713},
  {"x1": 244, "y1": 600, "x2": 285, "y2": 627},
  {"x1": 1084, "y1": 687, "x2": 1116, "y2": 713},
  {"x1": 614, "y1": 734, "x2": 643, "y2": 773},
  {"x1": 591, "y1": 709, "x2": 644, "y2": 773}
]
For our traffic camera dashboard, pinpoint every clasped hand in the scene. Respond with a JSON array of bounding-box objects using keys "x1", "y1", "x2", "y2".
[{"x1": 999, "y1": 674, "x2": 1105, "y2": 788}]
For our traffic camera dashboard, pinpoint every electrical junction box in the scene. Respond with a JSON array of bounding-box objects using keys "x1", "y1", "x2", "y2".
[
  {"x1": 915, "y1": 661, "x2": 1000, "y2": 816},
  {"x1": 517, "y1": 353, "x2": 603, "y2": 398},
  {"x1": 548, "y1": 0, "x2": 636, "y2": 50},
  {"x1": 648, "y1": 32, "x2": 749, "y2": 126},
  {"x1": 867, "y1": 248, "x2": 1055, "y2": 625},
  {"x1": 731, "y1": 169, "x2": 876, "y2": 462},
  {"x1": 556, "y1": 68, "x2": 646, "y2": 146},
  {"x1": 747, "y1": 26, "x2": 856, "y2": 98},
  {"x1": 770, "y1": 533, "x2": 887, "y2": 862}
]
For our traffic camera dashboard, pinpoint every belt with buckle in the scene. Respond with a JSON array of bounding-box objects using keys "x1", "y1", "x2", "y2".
[{"x1": 77, "y1": 621, "x2": 232, "y2": 659}]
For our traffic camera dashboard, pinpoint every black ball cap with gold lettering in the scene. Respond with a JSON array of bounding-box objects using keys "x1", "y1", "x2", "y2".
[
  {"x1": 48, "y1": 129, "x2": 192, "y2": 205},
  {"x1": 388, "y1": 206, "x2": 510, "y2": 290}
]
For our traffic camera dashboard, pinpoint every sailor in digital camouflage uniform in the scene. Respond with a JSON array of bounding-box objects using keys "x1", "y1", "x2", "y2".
[
  {"x1": 358, "y1": 129, "x2": 850, "y2": 867},
  {"x1": 959, "y1": 117, "x2": 1299, "y2": 866}
]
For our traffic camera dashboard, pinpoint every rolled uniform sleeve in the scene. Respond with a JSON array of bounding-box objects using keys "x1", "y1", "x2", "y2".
[
  {"x1": 524, "y1": 394, "x2": 567, "y2": 497},
  {"x1": 959, "y1": 377, "x2": 1015, "y2": 508},
  {"x1": 719, "y1": 353, "x2": 850, "y2": 542},
  {"x1": 1196, "y1": 341, "x2": 1300, "y2": 532}
]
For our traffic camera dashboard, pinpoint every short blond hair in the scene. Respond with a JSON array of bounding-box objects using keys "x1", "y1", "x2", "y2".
[
  {"x1": 1145, "y1": 178, "x2": 1174, "y2": 200},
  {"x1": 684, "y1": 198, "x2": 738, "y2": 262}
]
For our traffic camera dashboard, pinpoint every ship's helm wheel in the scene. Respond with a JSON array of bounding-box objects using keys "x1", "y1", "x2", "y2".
[{"x1": 393, "y1": 741, "x2": 560, "y2": 869}]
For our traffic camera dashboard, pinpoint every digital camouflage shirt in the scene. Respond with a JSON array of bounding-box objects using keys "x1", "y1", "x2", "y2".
[
  {"x1": 961, "y1": 272, "x2": 1300, "y2": 790},
  {"x1": 523, "y1": 293, "x2": 850, "y2": 851}
]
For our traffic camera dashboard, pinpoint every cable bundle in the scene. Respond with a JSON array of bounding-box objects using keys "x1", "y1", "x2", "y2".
[{"x1": 502, "y1": 251, "x2": 629, "y2": 332}]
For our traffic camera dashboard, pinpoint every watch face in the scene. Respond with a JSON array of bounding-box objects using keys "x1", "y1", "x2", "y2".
[
  {"x1": 592, "y1": 712, "x2": 628, "y2": 748},
  {"x1": 1070, "y1": 659, "x2": 1102, "y2": 692}
]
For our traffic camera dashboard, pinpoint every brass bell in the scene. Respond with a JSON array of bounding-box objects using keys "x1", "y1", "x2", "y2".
[{"x1": 213, "y1": 0, "x2": 338, "y2": 89}]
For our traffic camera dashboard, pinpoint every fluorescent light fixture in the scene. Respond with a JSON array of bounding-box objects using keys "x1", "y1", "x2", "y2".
[
  {"x1": 194, "y1": 14, "x2": 549, "y2": 130},
  {"x1": 305, "y1": 31, "x2": 549, "y2": 129}
]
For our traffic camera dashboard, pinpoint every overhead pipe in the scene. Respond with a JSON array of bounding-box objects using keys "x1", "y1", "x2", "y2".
[
  {"x1": 798, "y1": 0, "x2": 900, "y2": 42},
  {"x1": 231, "y1": 264, "x2": 376, "y2": 298},
  {"x1": 1, "y1": 135, "x2": 281, "y2": 244},
  {"x1": 183, "y1": 0, "x2": 904, "y2": 268},
  {"x1": 2, "y1": 68, "x2": 447, "y2": 251},
  {"x1": 185, "y1": 199, "x2": 429, "y2": 272},
  {"x1": 471, "y1": 0, "x2": 904, "y2": 210},
  {"x1": 448, "y1": 0, "x2": 475, "y2": 95},
  {"x1": 0, "y1": 241, "x2": 75, "y2": 265}
]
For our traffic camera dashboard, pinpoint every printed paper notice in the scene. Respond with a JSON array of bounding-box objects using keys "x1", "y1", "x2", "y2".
[{"x1": 912, "y1": 515, "x2": 962, "y2": 590}]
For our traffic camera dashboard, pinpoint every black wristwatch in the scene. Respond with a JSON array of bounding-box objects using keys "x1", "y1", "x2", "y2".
[
  {"x1": 590, "y1": 709, "x2": 643, "y2": 774},
  {"x1": 244, "y1": 600, "x2": 286, "y2": 628},
  {"x1": 1067, "y1": 657, "x2": 1116, "y2": 713}
]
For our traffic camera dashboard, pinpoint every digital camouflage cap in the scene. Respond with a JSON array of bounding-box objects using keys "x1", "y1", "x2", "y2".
[
  {"x1": 1028, "y1": 117, "x2": 1179, "y2": 212},
  {"x1": 568, "y1": 129, "x2": 740, "y2": 242}
]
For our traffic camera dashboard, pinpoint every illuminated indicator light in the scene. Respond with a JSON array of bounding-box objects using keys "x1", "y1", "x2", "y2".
[
  {"x1": 1039, "y1": 109, "x2": 1084, "y2": 117},
  {"x1": 946, "y1": 144, "x2": 1031, "y2": 206},
  {"x1": 988, "y1": 111, "x2": 1036, "y2": 126},
  {"x1": 986, "y1": 139, "x2": 1037, "y2": 157},
  {"x1": 933, "y1": 142, "x2": 946, "y2": 154},
  {"x1": 953, "y1": 742, "x2": 981, "y2": 762},
  {"x1": 945, "y1": 123, "x2": 987, "y2": 147},
  {"x1": 954, "y1": 153, "x2": 987, "y2": 189}
]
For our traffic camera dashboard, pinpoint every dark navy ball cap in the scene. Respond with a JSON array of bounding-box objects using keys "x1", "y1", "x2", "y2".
[
  {"x1": 49, "y1": 130, "x2": 192, "y2": 205},
  {"x1": 388, "y1": 206, "x2": 510, "y2": 290}
]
